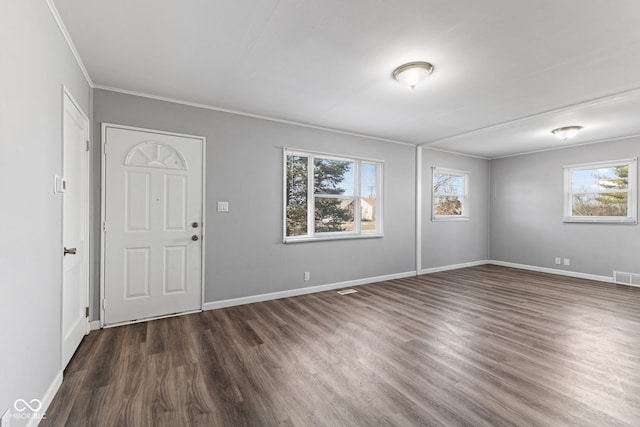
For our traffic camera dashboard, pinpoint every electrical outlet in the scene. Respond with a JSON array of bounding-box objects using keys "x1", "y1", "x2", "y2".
[
  {"x1": 304, "y1": 272, "x2": 310, "y2": 281},
  {"x1": 555, "y1": 257, "x2": 561, "y2": 265},
  {"x1": 563, "y1": 258, "x2": 570, "y2": 266},
  {"x1": 217, "y1": 201, "x2": 229, "y2": 212}
]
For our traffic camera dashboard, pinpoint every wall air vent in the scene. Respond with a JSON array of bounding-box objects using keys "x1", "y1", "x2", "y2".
[{"x1": 613, "y1": 271, "x2": 640, "y2": 287}]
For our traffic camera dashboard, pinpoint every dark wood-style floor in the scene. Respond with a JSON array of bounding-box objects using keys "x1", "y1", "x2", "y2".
[{"x1": 42, "y1": 265, "x2": 640, "y2": 426}]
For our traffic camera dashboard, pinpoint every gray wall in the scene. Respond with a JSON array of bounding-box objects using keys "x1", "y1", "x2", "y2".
[
  {"x1": 490, "y1": 138, "x2": 640, "y2": 277},
  {"x1": 0, "y1": 0, "x2": 90, "y2": 422},
  {"x1": 92, "y1": 89, "x2": 416, "y2": 310},
  {"x1": 421, "y1": 149, "x2": 491, "y2": 270}
]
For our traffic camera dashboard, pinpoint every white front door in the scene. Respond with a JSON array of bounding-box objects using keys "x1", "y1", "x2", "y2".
[
  {"x1": 62, "y1": 90, "x2": 90, "y2": 368},
  {"x1": 102, "y1": 125, "x2": 204, "y2": 325}
]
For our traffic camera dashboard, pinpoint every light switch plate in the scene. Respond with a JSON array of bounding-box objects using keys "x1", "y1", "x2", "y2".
[
  {"x1": 54, "y1": 175, "x2": 67, "y2": 194},
  {"x1": 217, "y1": 201, "x2": 229, "y2": 212}
]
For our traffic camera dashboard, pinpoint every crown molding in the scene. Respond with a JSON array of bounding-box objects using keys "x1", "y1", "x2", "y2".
[
  {"x1": 93, "y1": 84, "x2": 416, "y2": 147},
  {"x1": 45, "y1": 0, "x2": 94, "y2": 87},
  {"x1": 420, "y1": 86, "x2": 640, "y2": 149},
  {"x1": 491, "y1": 132, "x2": 640, "y2": 159},
  {"x1": 421, "y1": 146, "x2": 490, "y2": 160}
]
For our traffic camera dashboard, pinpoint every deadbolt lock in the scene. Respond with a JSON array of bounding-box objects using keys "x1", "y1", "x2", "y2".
[{"x1": 192, "y1": 222, "x2": 199, "y2": 228}]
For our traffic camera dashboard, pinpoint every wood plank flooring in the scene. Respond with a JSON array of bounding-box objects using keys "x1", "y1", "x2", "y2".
[{"x1": 42, "y1": 265, "x2": 640, "y2": 426}]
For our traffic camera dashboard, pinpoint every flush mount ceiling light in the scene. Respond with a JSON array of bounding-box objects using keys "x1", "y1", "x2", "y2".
[
  {"x1": 392, "y1": 61, "x2": 434, "y2": 89},
  {"x1": 551, "y1": 126, "x2": 583, "y2": 140}
]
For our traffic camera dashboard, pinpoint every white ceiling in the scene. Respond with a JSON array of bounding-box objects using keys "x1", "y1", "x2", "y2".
[{"x1": 53, "y1": 0, "x2": 640, "y2": 158}]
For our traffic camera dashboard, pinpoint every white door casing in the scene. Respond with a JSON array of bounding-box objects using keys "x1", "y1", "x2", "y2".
[
  {"x1": 102, "y1": 125, "x2": 205, "y2": 326},
  {"x1": 62, "y1": 89, "x2": 90, "y2": 369}
]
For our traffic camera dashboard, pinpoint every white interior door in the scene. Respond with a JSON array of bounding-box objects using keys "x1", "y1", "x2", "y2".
[
  {"x1": 62, "y1": 90, "x2": 90, "y2": 369},
  {"x1": 102, "y1": 125, "x2": 204, "y2": 325}
]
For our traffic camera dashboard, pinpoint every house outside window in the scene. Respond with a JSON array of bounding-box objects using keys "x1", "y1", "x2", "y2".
[
  {"x1": 432, "y1": 167, "x2": 469, "y2": 221},
  {"x1": 563, "y1": 158, "x2": 637, "y2": 223},
  {"x1": 284, "y1": 148, "x2": 383, "y2": 242}
]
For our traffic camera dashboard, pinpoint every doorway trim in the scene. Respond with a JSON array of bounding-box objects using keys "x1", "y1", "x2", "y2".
[{"x1": 99, "y1": 123, "x2": 207, "y2": 328}]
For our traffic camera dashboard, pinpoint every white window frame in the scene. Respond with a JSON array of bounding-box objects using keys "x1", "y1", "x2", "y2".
[
  {"x1": 283, "y1": 148, "x2": 384, "y2": 243},
  {"x1": 563, "y1": 158, "x2": 637, "y2": 224},
  {"x1": 432, "y1": 167, "x2": 470, "y2": 221}
]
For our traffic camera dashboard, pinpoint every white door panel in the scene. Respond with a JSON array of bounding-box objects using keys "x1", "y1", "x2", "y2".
[
  {"x1": 62, "y1": 91, "x2": 90, "y2": 369},
  {"x1": 103, "y1": 126, "x2": 204, "y2": 325}
]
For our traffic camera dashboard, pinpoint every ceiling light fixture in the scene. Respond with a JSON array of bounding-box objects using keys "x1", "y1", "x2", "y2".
[
  {"x1": 551, "y1": 126, "x2": 583, "y2": 140},
  {"x1": 392, "y1": 61, "x2": 434, "y2": 89}
]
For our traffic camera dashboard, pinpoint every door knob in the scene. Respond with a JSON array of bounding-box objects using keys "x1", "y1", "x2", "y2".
[
  {"x1": 64, "y1": 247, "x2": 77, "y2": 256},
  {"x1": 191, "y1": 235, "x2": 199, "y2": 241}
]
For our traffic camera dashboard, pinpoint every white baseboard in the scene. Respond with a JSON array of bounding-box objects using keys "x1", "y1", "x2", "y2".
[
  {"x1": 420, "y1": 260, "x2": 489, "y2": 275},
  {"x1": 89, "y1": 320, "x2": 101, "y2": 331},
  {"x1": 488, "y1": 260, "x2": 613, "y2": 283},
  {"x1": 203, "y1": 271, "x2": 417, "y2": 311},
  {"x1": 26, "y1": 370, "x2": 62, "y2": 427}
]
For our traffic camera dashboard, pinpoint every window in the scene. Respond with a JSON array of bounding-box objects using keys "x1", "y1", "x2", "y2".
[
  {"x1": 563, "y1": 158, "x2": 637, "y2": 223},
  {"x1": 284, "y1": 148, "x2": 383, "y2": 242},
  {"x1": 432, "y1": 167, "x2": 469, "y2": 221}
]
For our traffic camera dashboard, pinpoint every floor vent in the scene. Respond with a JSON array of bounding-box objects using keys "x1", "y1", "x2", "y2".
[
  {"x1": 613, "y1": 271, "x2": 640, "y2": 287},
  {"x1": 337, "y1": 289, "x2": 358, "y2": 295}
]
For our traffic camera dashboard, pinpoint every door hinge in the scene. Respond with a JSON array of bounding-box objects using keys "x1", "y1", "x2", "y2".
[
  {"x1": 86, "y1": 140, "x2": 90, "y2": 152},
  {"x1": 102, "y1": 221, "x2": 106, "y2": 232},
  {"x1": 102, "y1": 299, "x2": 106, "y2": 310},
  {"x1": 85, "y1": 307, "x2": 90, "y2": 318}
]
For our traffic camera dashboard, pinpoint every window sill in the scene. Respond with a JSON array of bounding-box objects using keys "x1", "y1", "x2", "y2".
[
  {"x1": 283, "y1": 233, "x2": 384, "y2": 244},
  {"x1": 431, "y1": 216, "x2": 470, "y2": 222},
  {"x1": 563, "y1": 217, "x2": 637, "y2": 224}
]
